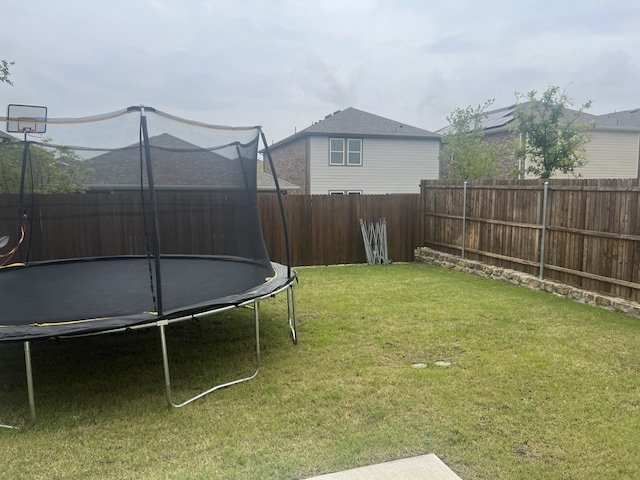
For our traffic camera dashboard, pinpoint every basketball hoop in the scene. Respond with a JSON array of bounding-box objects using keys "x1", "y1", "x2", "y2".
[{"x1": 6, "y1": 104, "x2": 47, "y2": 134}]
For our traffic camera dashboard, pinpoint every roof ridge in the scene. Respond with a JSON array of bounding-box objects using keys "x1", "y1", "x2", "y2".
[{"x1": 266, "y1": 107, "x2": 439, "y2": 150}]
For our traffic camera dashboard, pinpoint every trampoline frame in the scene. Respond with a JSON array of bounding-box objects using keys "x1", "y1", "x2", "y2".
[{"x1": 1, "y1": 277, "x2": 297, "y2": 429}]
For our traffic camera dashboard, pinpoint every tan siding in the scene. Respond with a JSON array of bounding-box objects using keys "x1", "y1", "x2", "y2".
[
  {"x1": 309, "y1": 136, "x2": 440, "y2": 194},
  {"x1": 553, "y1": 130, "x2": 639, "y2": 179}
]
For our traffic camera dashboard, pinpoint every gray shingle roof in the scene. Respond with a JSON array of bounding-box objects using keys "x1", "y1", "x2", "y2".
[
  {"x1": 437, "y1": 102, "x2": 608, "y2": 134},
  {"x1": 596, "y1": 108, "x2": 640, "y2": 129},
  {"x1": 0, "y1": 130, "x2": 17, "y2": 142},
  {"x1": 268, "y1": 107, "x2": 439, "y2": 150},
  {"x1": 83, "y1": 133, "x2": 297, "y2": 192}
]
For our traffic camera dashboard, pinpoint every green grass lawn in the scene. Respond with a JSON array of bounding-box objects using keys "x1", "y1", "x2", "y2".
[{"x1": 1, "y1": 263, "x2": 639, "y2": 479}]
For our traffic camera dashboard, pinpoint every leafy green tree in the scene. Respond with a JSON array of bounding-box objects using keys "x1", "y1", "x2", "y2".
[
  {"x1": 0, "y1": 141, "x2": 87, "y2": 193},
  {"x1": 0, "y1": 60, "x2": 87, "y2": 193},
  {"x1": 440, "y1": 99, "x2": 505, "y2": 180},
  {"x1": 1, "y1": 59, "x2": 14, "y2": 85},
  {"x1": 511, "y1": 86, "x2": 593, "y2": 179}
]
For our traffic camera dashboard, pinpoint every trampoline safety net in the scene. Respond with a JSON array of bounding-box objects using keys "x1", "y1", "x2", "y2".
[{"x1": 0, "y1": 106, "x2": 274, "y2": 265}]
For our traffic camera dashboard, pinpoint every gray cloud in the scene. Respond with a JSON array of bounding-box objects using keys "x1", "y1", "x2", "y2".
[{"x1": 1, "y1": 0, "x2": 639, "y2": 140}]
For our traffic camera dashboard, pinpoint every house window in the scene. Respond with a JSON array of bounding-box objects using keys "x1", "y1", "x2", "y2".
[
  {"x1": 329, "y1": 138, "x2": 362, "y2": 166},
  {"x1": 329, "y1": 190, "x2": 362, "y2": 195},
  {"x1": 330, "y1": 138, "x2": 345, "y2": 165},
  {"x1": 347, "y1": 139, "x2": 362, "y2": 165}
]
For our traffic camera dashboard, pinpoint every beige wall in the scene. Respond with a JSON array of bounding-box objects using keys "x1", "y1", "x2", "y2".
[
  {"x1": 570, "y1": 130, "x2": 639, "y2": 179},
  {"x1": 309, "y1": 136, "x2": 440, "y2": 194},
  {"x1": 452, "y1": 128, "x2": 640, "y2": 180}
]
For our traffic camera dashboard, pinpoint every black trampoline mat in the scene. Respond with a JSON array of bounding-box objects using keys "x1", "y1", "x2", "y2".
[{"x1": 0, "y1": 256, "x2": 291, "y2": 341}]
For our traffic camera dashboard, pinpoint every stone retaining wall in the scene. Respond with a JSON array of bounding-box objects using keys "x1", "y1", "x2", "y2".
[{"x1": 415, "y1": 246, "x2": 640, "y2": 320}]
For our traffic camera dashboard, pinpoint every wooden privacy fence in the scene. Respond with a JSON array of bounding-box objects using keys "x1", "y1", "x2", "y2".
[
  {"x1": 0, "y1": 193, "x2": 419, "y2": 267},
  {"x1": 420, "y1": 179, "x2": 640, "y2": 302},
  {"x1": 260, "y1": 194, "x2": 418, "y2": 266}
]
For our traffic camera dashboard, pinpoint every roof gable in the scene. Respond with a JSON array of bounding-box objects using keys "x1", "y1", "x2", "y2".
[
  {"x1": 596, "y1": 108, "x2": 640, "y2": 129},
  {"x1": 83, "y1": 133, "x2": 297, "y2": 192},
  {"x1": 267, "y1": 107, "x2": 439, "y2": 150},
  {"x1": 303, "y1": 107, "x2": 438, "y2": 137},
  {"x1": 83, "y1": 133, "x2": 241, "y2": 188}
]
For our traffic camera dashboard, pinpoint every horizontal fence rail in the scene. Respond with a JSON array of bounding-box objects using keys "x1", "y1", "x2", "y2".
[
  {"x1": 0, "y1": 193, "x2": 420, "y2": 267},
  {"x1": 420, "y1": 179, "x2": 640, "y2": 302}
]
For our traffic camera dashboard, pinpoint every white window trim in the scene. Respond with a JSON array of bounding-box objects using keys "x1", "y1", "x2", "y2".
[
  {"x1": 347, "y1": 139, "x2": 362, "y2": 165},
  {"x1": 329, "y1": 137, "x2": 362, "y2": 166},
  {"x1": 329, "y1": 138, "x2": 345, "y2": 165}
]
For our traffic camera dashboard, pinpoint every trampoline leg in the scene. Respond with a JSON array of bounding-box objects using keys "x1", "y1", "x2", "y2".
[
  {"x1": 24, "y1": 341, "x2": 36, "y2": 428},
  {"x1": 158, "y1": 303, "x2": 262, "y2": 409},
  {"x1": 287, "y1": 284, "x2": 298, "y2": 345},
  {"x1": 159, "y1": 321, "x2": 173, "y2": 407},
  {"x1": 254, "y1": 300, "x2": 261, "y2": 372},
  {"x1": 1, "y1": 341, "x2": 36, "y2": 429}
]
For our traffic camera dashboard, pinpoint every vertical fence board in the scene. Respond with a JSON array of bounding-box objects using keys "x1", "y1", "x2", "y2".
[
  {"x1": 1, "y1": 193, "x2": 420, "y2": 268},
  {"x1": 420, "y1": 179, "x2": 640, "y2": 302}
]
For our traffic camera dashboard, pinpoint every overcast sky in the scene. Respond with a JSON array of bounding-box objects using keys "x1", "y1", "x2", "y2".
[{"x1": 2, "y1": 0, "x2": 639, "y2": 142}]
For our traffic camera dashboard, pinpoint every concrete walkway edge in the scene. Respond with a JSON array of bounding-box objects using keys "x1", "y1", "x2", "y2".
[{"x1": 302, "y1": 453, "x2": 462, "y2": 480}]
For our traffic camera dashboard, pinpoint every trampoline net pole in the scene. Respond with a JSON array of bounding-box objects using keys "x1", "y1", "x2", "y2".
[
  {"x1": 140, "y1": 112, "x2": 163, "y2": 315},
  {"x1": 260, "y1": 131, "x2": 293, "y2": 277}
]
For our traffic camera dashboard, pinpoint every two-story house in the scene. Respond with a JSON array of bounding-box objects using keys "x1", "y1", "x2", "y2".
[
  {"x1": 263, "y1": 107, "x2": 440, "y2": 194},
  {"x1": 438, "y1": 104, "x2": 640, "y2": 179}
]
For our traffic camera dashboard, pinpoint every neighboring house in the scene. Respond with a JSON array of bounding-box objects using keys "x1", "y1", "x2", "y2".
[
  {"x1": 263, "y1": 107, "x2": 440, "y2": 194},
  {"x1": 597, "y1": 108, "x2": 640, "y2": 129},
  {"x1": 82, "y1": 133, "x2": 298, "y2": 193},
  {"x1": 438, "y1": 104, "x2": 640, "y2": 179}
]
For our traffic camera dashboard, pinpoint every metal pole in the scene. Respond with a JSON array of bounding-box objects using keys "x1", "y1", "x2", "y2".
[
  {"x1": 254, "y1": 300, "x2": 261, "y2": 372},
  {"x1": 462, "y1": 181, "x2": 468, "y2": 259},
  {"x1": 0, "y1": 341, "x2": 36, "y2": 429},
  {"x1": 539, "y1": 181, "x2": 549, "y2": 280},
  {"x1": 261, "y1": 131, "x2": 293, "y2": 278},
  {"x1": 140, "y1": 109, "x2": 163, "y2": 315},
  {"x1": 287, "y1": 284, "x2": 298, "y2": 344},
  {"x1": 159, "y1": 303, "x2": 262, "y2": 408},
  {"x1": 159, "y1": 321, "x2": 173, "y2": 406},
  {"x1": 24, "y1": 341, "x2": 36, "y2": 427}
]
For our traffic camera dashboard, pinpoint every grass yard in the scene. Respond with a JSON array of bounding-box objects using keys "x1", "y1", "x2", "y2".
[{"x1": 1, "y1": 263, "x2": 639, "y2": 479}]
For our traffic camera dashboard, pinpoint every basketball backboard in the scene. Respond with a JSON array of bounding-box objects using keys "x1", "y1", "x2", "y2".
[{"x1": 6, "y1": 104, "x2": 47, "y2": 133}]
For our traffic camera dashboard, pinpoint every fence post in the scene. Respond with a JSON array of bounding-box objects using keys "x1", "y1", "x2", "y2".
[
  {"x1": 462, "y1": 181, "x2": 467, "y2": 259},
  {"x1": 420, "y1": 180, "x2": 425, "y2": 247},
  {"x1": 539, "y1": 181, "x2": 549, "y2": 279}
]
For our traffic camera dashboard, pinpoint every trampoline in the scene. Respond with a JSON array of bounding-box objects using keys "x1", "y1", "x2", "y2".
[{"x1": 0, "y1": 105, "x2": 297, "y2": 428}]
